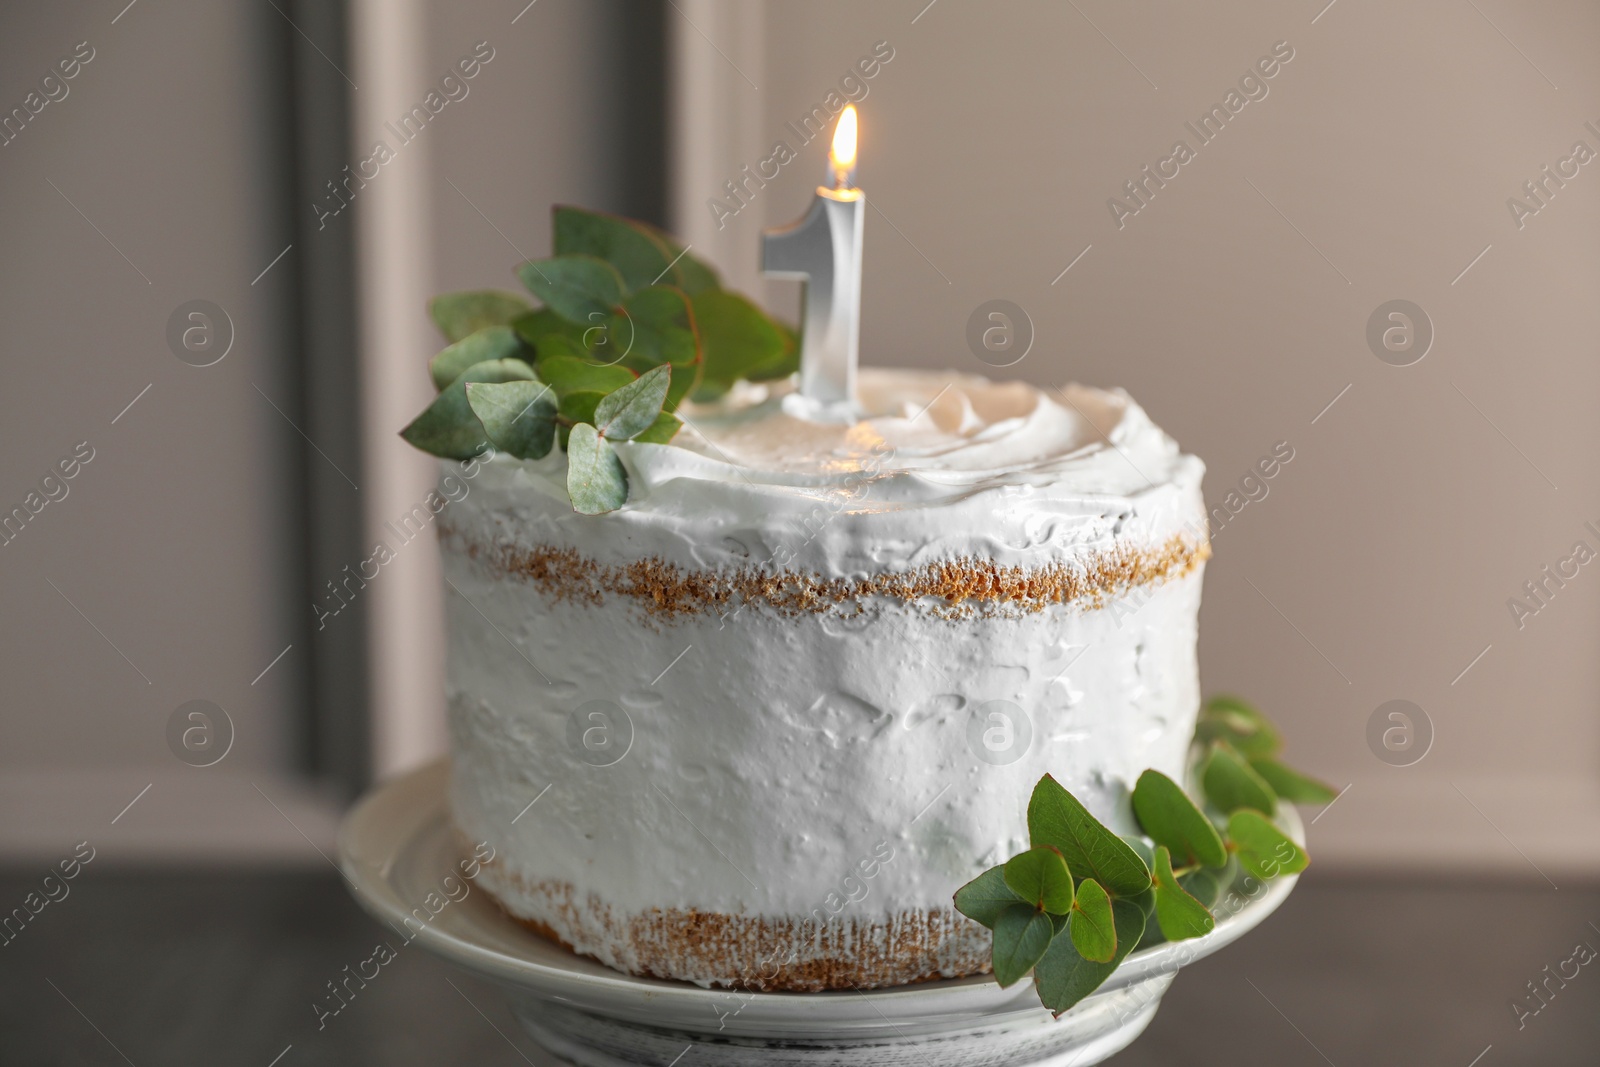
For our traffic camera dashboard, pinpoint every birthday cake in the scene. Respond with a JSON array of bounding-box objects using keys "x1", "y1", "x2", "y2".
[{"x1": 435, "y1": 367, "x2": 1209, "y2": 990}]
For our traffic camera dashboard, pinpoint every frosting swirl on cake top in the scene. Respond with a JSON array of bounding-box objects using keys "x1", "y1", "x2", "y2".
[
  {"x1": 635, "y1": 369, "x2": 1191, "y2": 506},
  {"x1": 450, "y1": 368, "x2": 1206, "y2": 583}
]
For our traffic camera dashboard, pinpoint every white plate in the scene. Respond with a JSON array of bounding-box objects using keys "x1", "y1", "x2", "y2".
[{"x1": 339, "y1": 760, "x2": 1301, "y2": 1066}]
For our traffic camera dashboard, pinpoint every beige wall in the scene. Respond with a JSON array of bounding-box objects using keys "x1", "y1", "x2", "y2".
[
  {"x1": 0, "y1": 0, "x2": 349, "y2": 860},
  {"x1": 1, "y1": 0, "x2": 673, "y2": 860},
  {"x1": 676, "y1": 0, "x2": 1600, "y2": 873}
]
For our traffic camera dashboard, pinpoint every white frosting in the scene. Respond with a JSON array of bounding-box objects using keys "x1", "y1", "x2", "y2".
[
  {"x1": 442, "y1": 369, "x2": 1208, "y2": 984},
  {"x1": 451, "y1": 369, "x2": 1204, "y2": 576}
]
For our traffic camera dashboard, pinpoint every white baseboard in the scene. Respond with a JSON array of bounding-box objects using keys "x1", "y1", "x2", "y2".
[{"x1": 0, "y1": 767, "x2": 343, "y2": 868}]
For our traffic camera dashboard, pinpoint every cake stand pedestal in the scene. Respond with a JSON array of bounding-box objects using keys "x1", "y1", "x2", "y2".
[{"x1": 340, "y1": 762, "x2": 1301, "y2": 1067}]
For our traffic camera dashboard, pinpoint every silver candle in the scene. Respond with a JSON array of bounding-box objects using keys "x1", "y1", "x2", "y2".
[{"x1": 761, "y1": 105, "x2": 864, "y2": 405}]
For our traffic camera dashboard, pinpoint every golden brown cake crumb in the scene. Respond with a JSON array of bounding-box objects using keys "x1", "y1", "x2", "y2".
[
  {"x1": 483, "y1": 870, "x2": 990, "y2": 992},
  {"x1": 442, "y1": 524, "x2": 1209, "y2": 622}
]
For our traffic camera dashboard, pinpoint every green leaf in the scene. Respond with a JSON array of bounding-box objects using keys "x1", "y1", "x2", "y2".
[
  {"x1": 991, "y1": 903, "x2": 1054, "y2": 988},
  {"x1": 664, "y1": 243, "x2": 721, "y2": 295},
  {"x1": 1132, "y1": 769, "x2": 1228, "y2": 869},
  {"x1": 465, "y1": 379, "x2": 557, "y2": 461},
  {"x1": 952, "y1": 865, "x2": 1026, "y2": 930},
  {"x1": 430, "y1": 290, "x2": 531, "y2": 342},
  {"x1": 760, "y1": 318, "x2": 801, "y2": 381},
  {"x1": 1202, "y1": 741, "x2": 1278, "y2": 816},
  {"x1": 594, "y1": 365, "x2": 671, "y2": 442},
  {"x1": 1249, "y1": 757, "x2": 1338, "y2": 805},
  {"x1": 631, "y1": 412, "x2": 682, "y2": 445},
  {"x1": 690, "y1": 378, "x2": 732, "y2": 403},
  {"x1": 532, "y1": 334, "x2": 590, "y2": 363},
  {"x1": 400, "y1": 359, "x2": 536, "y2": 460},
  {"x1": 606, "y1": 286, "x2": 702, "y2": 407},
  {"x1": 538, "y1": 355, "x2": 636, "y2": 398},
  {"x1": 692, "y1": 290, "x2": 788, "y2": 386},
  {"x1": 634, "y1": 219, "x2": 722, "y2": 295},
  {"x1": 552, "y1": 205, "x2": 679, "y2": 294},
  {"x1": 1119, "y1": 835, "x2": 1155, "y2": 869},
  {"x1": 558, "y1": 391, "x2": 604, "y2": 425},
  {"x1": 565, "y1": 423, "x2": 628, "y2": 514},
  {"x1": 621, "y1": 287, "x2": 700, "y2": 367},
  {"x1": 1228, "y1": 810, "x2": 1310, "y2": 880},
  {"x1": 1002, "y1": 847, "x2": 1075, "y2": 914},
  {"x1": 1152, "y1": 846, "x2": 1215, "y2": 942},
  {"x1": 1195, "y1": 695, "x2": 1283, "y2": 758},
  {"x1": 1124, "y1": 886, "x2": 1156, "y2": 921},
  {"x1": 1178, "y1": 864, "x2": 1226, "y2": 910},
  {"x1": 1068, "y1": 878, "x2": 1116, "y2": 963},
  {"x1": 429, "y1": 325, "x2": 528, "y2": 392},
  {"x1": 593, "y1": 211, "x2": 722, "y2": 294},
  {"x1": 1032, "y1": 897, "x2": 1146, "y2": 1016},
  {"x1": 1027, "y1": 775, "x2": 1151, "y2": 898},
  {"x1": 512, "y1": 308, "x2": 591, "y2": 356},
  {"x1": 517, "y1": 255, "x2": 625, "y2": 324}
]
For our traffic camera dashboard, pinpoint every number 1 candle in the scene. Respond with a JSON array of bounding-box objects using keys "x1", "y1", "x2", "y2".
[{"x1": 761, "y1": 105, "x2": 864, "y2": 406}]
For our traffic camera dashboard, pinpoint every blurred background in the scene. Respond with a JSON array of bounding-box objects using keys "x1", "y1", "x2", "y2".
[{"x1": 1, "y1": 0, "x2": 1596, "y2": 1063}]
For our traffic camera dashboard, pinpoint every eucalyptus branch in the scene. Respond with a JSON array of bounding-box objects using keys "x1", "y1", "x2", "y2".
[
  {"x1": 401, "y1": 206, "x2": 797, "y2": 513},
  {"x1": 952, "y1": 694, "x2": 1331, "y2": 1017}
]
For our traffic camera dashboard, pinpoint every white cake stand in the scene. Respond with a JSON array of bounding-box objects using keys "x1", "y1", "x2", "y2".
[{"x1": 339, "y1": 762, "x2": 1301, "y2": 1067}]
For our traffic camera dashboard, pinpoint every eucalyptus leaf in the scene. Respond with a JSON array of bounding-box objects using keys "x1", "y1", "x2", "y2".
[
  {"x1": 538, "y1": 355, "x2": 636, "y2": 398},
  {"x1": 1132, "y1": 769, "x2": 1228, "y2": 869},
  {"x1": 430, "y1": 325, "x2": 528, "y2": 392},
  {"x1": 1202, "y1": 742, "x2": 1278, "y2": 816},
  {"x1": 1032, "y1": 897, "x2": 1146, "y2": 1016},
  {"x1": 594, "y1": 365, "x2": 671, "y2": 441},
  {"x1": 1151, "y1": 846, "x2": 1215, "y2": 942},
  {"x1": 1195, "y1": 695, "x2": 1283, "y2": 758},
  {"x1": 465, "y1": 379, "x2": 557, "y2": 461},
  {"x1": 693, "y1": 290, "x2": 788, "y2": 386},
  {"x1": 631, "y1": 412, "x2": 682, "y2": 445},
  {"x1": 1133, "y1": 885, "x2": 1170, "y2": 950},
  {"x1": 517, "y1": 255, "x2": 625, "y2": 324},
  {"x1": 1249, "y1": 757, "x2": 1338, "y2": 805},
  {"x1": 1123, "y1": 886, "x2": 1156, "y2": 917},
  {"x1": 553, "y1": 205, "x2": 679, "y2": 294},
  {"x1": 662, "y1": 241, "x2": 721, "y2": 294},
  {"x1": 991, "y1": 903, "x2": 1055, "y2": 988},
  {"x1": 1068, "y1": 878, "x2": 1116, "y2": 964},
  {"x1": 1177, "y1": 864, "x2": 1225, "y2": 911},
  {"x1": 1119, "y1": 835, "x2": 1155, "y2": 869},
  {"x1": 953, "y1": 865, "x2": 1026, "y2": 930},
  {"x1": 532, "y1": 334, "x2": 590, "y2": 363},
  {"x1": 558, "y1": 391, "x2": 604, "y2": 425},
  {"x1": 565, "y1": 423, "x2": 628, "y2": 514},
  {"x1": 1228, "y1": 810, "x2": 1310, "y2": 880},
  {"x1": 1003, "y1": 846, "x2": 1075, "y2": 914},
  {"x1": 1027, "y1": 775, "x2": 1151, "y2": 898},
  {"x1": 618, "y1": 286, "x2": 699, "y2": 366},
  {"x1": 634, "y1": 218, "x2": 722, "y2": 294},
  {"x1": 690, "y1": 378, "x2": 732, "y2": 404},
  {"x1": 759, "y1": 318, "x2": 801, "y2": 382},
  {"x1": 399, "y1": 359, "x2": 536, "y2": 460},
  {"x1": 606, "y1": 286, "x2": 701, "y2": 406},
  {"x1": 512, "y1": 308, "x2": 591, "y2": 356},
  {"x1": 429, "y1": 290, "x2": 530, "y2": 342}
]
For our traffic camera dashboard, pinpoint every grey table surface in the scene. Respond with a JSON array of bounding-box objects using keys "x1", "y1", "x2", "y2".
[{"x1": 0, "y1": 869, "x2": 1595, "y2": 1065}]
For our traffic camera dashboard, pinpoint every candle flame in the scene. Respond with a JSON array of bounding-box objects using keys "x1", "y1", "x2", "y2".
[{"x1": 830, "y1": 105, "x2": 858, "y2": 187}]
